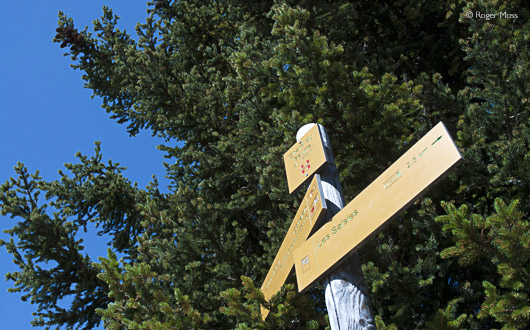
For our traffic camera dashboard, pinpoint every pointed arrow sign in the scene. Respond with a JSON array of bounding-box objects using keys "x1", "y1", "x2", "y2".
[
  {"x1": 260, "y1": 174, "x2": 328, "y2": 319},
  {"x1": 293, "y1": 122, "x2": 463, "y2": 292}
]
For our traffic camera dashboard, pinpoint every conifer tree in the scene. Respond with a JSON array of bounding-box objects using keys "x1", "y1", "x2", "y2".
[{"x1": 1, "y1": 1, "x2": 529, "y2": 329}]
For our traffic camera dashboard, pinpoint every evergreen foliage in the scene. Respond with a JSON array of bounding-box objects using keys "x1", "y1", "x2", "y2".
[{"x1": 1, "y1": 0, "x2": 529, "y2": 329}]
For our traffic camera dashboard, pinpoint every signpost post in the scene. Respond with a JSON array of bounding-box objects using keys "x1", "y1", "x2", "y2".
[{"x1": 296, "y1": 124, "x2": 376, "y2": 329}]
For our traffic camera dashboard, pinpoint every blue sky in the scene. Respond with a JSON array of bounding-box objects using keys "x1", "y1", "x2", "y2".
[{"x1": 0, "y1": 2, "x2": 174, "y2": 329}]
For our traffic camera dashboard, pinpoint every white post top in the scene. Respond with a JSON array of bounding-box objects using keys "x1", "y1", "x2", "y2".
[
  {"x1": 296, "y1": 123, "x2": 331, "y2": 152},
  {"x1": 296, "y1": 123, "x2": 316, "y2": 141}
]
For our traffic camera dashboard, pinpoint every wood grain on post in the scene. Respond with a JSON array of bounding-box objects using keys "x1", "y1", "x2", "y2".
[{"x1": 295, "y1": 124, "x2": 376, "y2": 330}]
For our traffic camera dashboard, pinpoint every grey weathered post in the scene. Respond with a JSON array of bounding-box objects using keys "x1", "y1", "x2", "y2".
[{"x1": 296, "y1": 123, "x2": 376, "y2": 330}]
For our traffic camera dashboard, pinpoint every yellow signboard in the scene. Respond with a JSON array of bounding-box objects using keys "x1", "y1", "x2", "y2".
[
  {"x1": 293, "y1": 122, "x2": 463, "y2": 292},
  {"x1": 284, "y1": 125, "x2": 328, "y2": 194},
  {"x1": 261, "y1": 174, "x2": 327, "y2": 319}
]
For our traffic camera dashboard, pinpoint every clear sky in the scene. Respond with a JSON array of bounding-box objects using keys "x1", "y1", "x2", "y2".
[{"x1": 0, "y1": 2, "x2": 174, "y2": 329}]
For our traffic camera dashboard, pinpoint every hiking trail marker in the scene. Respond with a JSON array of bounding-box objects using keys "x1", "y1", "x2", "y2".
[
  {"x1": 260, "y1": 174, "x2": 327, "y2": 319},
  {"x1": 283, "y1": 124, "x2": 328, "y2": 194},
  {"x1": 293, "y1": 122, "x2": 463, "y2": 292}
]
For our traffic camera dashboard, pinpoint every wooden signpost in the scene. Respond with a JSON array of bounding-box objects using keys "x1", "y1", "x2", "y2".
[
  {"x1": 283, "y1": 124, "x2": 328, "y2": 194},
  {"x1": 260, "y1": 174, "x2": 327, "y2": 319},
  {"x1": 293, "y1": 122, "x2": 463, "y2": 292},
  {"x1": 261, "y1": 121, "x2": 462, "y2": 329}
]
